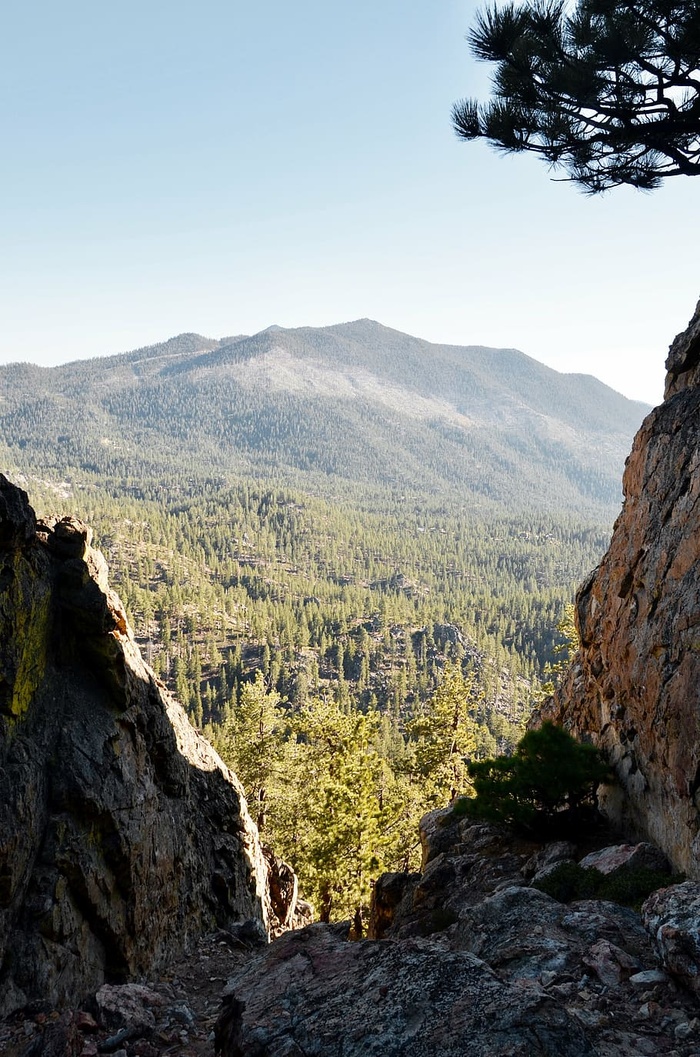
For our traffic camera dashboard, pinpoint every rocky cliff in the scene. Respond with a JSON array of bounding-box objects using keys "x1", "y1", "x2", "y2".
[
  {"x1": 0, "y1": 476, "x2": 274, "y2": 1017},
  {"x1": 544, "y1": 301, "x2": 700, "y2": 877}
]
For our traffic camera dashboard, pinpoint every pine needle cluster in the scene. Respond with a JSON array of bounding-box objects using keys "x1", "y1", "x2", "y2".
[{"x1": 454, "y1": 0, "x2": 700, "y2": 191}]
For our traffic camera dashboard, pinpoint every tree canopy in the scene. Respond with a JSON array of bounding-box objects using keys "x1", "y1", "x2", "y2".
[
  {"x1": 453, "y1": 0, "x2": 700, "y2": 192},
  {"x1": 466, "y1": 721, "x2": 612, "y2": 833}
]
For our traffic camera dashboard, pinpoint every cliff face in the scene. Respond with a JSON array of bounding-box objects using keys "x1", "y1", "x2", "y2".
[
  {"x1": 545, "y1": 302, "x2": 700, "y2": 877},
  {"x1": 0, "y1": 476, "x2": 271, "y2": 1016}
]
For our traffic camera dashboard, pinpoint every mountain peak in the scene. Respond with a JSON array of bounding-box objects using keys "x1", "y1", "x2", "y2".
[{"x1": 0, "y1": 319, "x2": 650, "y2": 516}]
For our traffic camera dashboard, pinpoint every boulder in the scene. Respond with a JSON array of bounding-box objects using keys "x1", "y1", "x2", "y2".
[
  {"x1": 523, "y1": 841, "x2": 578, "y2": 881},
  {"x1": 581, "y1": 938, "x2": 640, "y2": 987},
  {"x1": 454, "y1": 885, "x2": 649, "y2": 986},
  {"x1": 578, "y1": 843, "x2": 670, "y2": 876},
  {"x1": 0, "y1": 476, "x2": 274, "y2": 1016},
  {"x1": 642, "y1": 882, "x2": 700, "y2": 995},
  {"x1": 92, "y1": 983, "x2": 164, "y2": 1033}
]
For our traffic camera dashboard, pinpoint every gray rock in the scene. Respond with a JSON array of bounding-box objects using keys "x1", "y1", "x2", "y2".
[
  {"x1": 674, "y1": 1019, "x2": 699, "y2": 1039},
  {"x1": 629, "y1": 969, "x2": 670, "y2": 987},
  {"x1": 642, "y1": 882, "x2": 700, "y2": 994},
  {"x1": 216, "y1": 923, "x2": 596, "y2": 1057},
  {"x1": 166, "y1": 1002, "x2": 196, "y2": 1026},
  {"x1": 578, "y1": 843, "x2": 670, "y2": 876},
  {"x1": 581, "y1": 938, "x2": 640, "y2": 987},
  {"x1": 94, "y1": 983, "x2": 162, "y2": 1032},
  {"x1": 454, "y1": 886, "x2": 650, "y2": 989},
  {"x1": 219, "y1": 919, "x2": 269, "y2": 950},
  {"x1": 0, "y1": 480, "x2": 276, "y2": 1016},
  {"x1": 523, "y1": 841, "x2": 578, "y2": 879}
]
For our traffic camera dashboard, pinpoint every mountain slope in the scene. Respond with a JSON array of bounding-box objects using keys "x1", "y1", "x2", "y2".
[{"x1": 0, "y1": 320, "x2": 649, "y2": 515}]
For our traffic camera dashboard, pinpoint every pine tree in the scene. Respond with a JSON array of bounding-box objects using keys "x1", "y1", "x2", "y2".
[
  {"x1": 287, "y1": 699, "x2": 386, "y2": 928},
  {"x1": 453, "y1": 0, "x2": 700, "y2": 192},
  {"x1": 406, "y1": 664, "x2": 480, "y2": 804},
  {"x1": 216, "y1": 673, "x2": 287, "y2": 832}
]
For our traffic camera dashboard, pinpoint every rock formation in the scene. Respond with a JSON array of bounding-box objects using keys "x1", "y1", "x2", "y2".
[
  {"x1": 218, "y1": 808, "x2": 700, "y2": 1057},
  {"x1": 543, "y1": 300, "x2": 700, "y2": 878},
  {"x1": 0, "y1": 475, "x2": 274, "y2": 1017},
  {"x1": 216, "y1": 923, "x2": 597, "y2": 1057}
]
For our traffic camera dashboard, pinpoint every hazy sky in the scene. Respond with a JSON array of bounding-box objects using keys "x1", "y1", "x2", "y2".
[{"x1": 1, "y1": 0, "x2": 697, "y2": 404}]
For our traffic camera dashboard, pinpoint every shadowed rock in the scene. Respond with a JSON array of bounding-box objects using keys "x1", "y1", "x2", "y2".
[{"x1": 0, "y1": 476, "x2": 273, "y2": 1016}]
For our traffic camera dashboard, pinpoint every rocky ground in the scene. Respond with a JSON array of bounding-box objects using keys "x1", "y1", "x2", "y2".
[
  {"x1": 3, "y1": 915, "x2": 699, "y2": 1057},
  {"x1": 216, "y1": 813, "x2": 700, "y2": 1057},
  {"x1": 3, "y1": 817, "x2": 700, "y2": 1057},
  {"x1": 0, "y1": 928, "x2": 257, "y2": 1057}
]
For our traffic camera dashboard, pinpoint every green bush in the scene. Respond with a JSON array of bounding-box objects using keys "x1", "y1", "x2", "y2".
[
  {"x1": 533, "y1": 861, "x2": 683, "y2": 909},
  {"x1": 466, "y1": 722, "x2": 611, "y2": 836},
  {"x1": 597, "y1": 867, "x2": 684, "y2": 909},
  {"x1": 533, "y1": 862, "x2": 602, "y2": 902}
]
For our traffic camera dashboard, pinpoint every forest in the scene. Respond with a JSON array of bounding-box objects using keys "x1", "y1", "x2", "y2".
[
  {"x1": 16, "y1": 470, "x2": 606, "y2": 926},
  {"x1": 0, "y1": 321, "x2": 643, "y2": 925}
]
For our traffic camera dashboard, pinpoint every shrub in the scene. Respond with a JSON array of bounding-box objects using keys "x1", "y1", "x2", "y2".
[
  {"x1": 597, "y1": 868, "x2": 684, "y2": 909},
  {"x1": 466, "y1": 722, "x2": 611, "y2": 837},
  {"x1": 533, "y1": 862, "x2": 602, "y2": 903},
  {"x1": 533, "y1": 861, "x2": 684, "y2": 909}
]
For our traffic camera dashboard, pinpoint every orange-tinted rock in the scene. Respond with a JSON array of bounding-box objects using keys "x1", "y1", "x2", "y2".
[{"x1": 544, "y1": 301, "x2": 700, "y2": 877}]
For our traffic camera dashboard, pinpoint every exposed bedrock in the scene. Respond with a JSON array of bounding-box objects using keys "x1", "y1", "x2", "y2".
[
  {"x1": 0, "y1": 475, "x2": 273, "y2": 1017},
  {"x1": 543, "y1": 300, "x2": 700, "y2": 877}
]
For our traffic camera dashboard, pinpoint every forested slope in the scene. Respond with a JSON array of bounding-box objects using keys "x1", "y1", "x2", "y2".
[
  {"x1": 0, "y1": 319, "x2": 649, "y2": 916},
  {"x1": 0, "y1": 320, "x2": 648, "y2": 513}
]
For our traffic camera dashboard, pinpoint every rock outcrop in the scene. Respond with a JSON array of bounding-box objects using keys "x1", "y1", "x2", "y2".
[
  {"x1": 643, "y1": 882, "x2": 700, "y2": 997},
  {"x1": 216, "y1": 923, "x2": 597, "y2": 1057},
  {"x1": 0, "y1": 476, "x2": 273, "y2": 1017},
  {"x1": 543, "y1": 300, "x2": 700, "y2": 878},
  {"x1": 219, "y1": 810, "x2": 700, "y2": 1057}
]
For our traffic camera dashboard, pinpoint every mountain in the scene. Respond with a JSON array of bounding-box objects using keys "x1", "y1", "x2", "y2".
[{"x1": 0, "y1": 320, "x2": 649, "y2": 516}]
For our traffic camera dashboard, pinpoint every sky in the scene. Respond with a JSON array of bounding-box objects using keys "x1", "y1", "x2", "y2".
[{"x1": 1, "y1": 0, "x2": 697, "y2": 405}]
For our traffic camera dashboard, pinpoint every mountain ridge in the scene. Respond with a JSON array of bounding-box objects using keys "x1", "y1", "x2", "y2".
[
  {"x1": 0, "y1": 319, "x2": 650, "y2": 516},
  {"x1": 5, "y1": 319, "x2": 647, "y2": 406}
]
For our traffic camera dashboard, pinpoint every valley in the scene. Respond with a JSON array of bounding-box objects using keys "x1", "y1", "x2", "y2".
[{"x1": 1, "y1": 320, "x2": 650, "y2": 917}]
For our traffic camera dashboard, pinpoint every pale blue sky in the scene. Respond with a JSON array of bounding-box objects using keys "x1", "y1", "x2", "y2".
[{"x1": 1, "y1": 0, "x2": 697, "y2": 403}]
